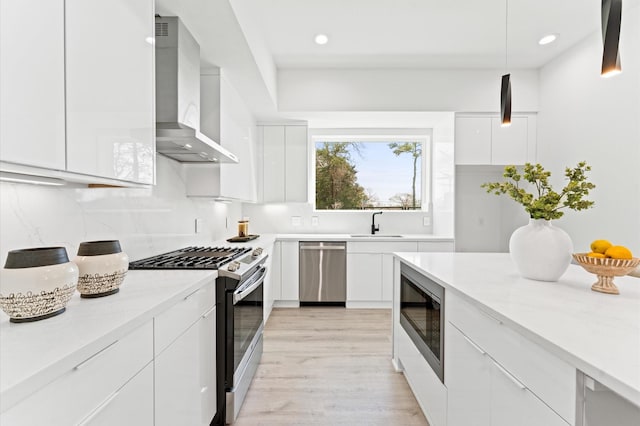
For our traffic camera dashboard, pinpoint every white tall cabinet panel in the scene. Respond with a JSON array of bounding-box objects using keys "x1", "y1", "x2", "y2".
[
  {"x1": 0, "y1": 0, "x2": 65, "y2": 170},
  {"x1": 65, "y1": 0, "x2": 155, "y2": 184},
  {"x1": 284, "y1": 125, "x2": 308, "y2": 202},
  {"x1": 262, "y1": 126, "x2": 286, "y2": 202}
]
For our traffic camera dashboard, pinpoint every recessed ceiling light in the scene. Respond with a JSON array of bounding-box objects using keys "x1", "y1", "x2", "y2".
[
  {"x1": 314, "y1": 34, "x2": 328, "y2": 45},
  {"x1": 538, "y1": 34, "x2": 558, "y2": 45}
]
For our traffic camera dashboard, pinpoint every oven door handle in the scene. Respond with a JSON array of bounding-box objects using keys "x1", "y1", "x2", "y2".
[{"x1": 233, "y1": 266, "x2": 267, "y2": 304}]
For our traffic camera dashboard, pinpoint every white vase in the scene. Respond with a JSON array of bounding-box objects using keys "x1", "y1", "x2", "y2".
[
  {"x1": 0, "y1": 247, "x2": 79, "y2": 322},
  {"x1": 74, "y1": 240, "x2": 128, "y2": 298},
  {"x1": 509, "y1": 219, "x2": 573, "y2": 282}
]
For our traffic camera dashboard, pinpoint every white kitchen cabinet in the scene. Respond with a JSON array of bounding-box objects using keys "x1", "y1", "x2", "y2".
[
  {"x1": 446, "y1": 290, "x2": 574, "y2": 426},
  {"x1": 65, "y1": 0, "x2": 155, "y2": 184},
  {"x1": 260, "y1": 125, "x2": 308, "y2": 203},
  {"x1": 447, "y1": 323, "x2": 568, "y2": 426},
  {"x1": 155, "y1": 306, "x2": 216, "y2": 426},
  {"x1": 1, "y1": 321, "x2": 153, "y2": 425},
  {"x1": 455, "y1": 114, "x2": 535, "y2": 166},
  {"x1": 285, "y1": 126, "x2": 308, "y2": 201},
  {"x1": 264, "y1": 241, "x2": 281, "y2": 321},
  {"x1": 280, "y1": 241, "x2": 299, "y2": 301},
  {"x1": 186, "y1": 72, "x2": 257, "y2": 201},
  {"x1": 347, "y1": 253, "x2": 383, "y2": 302},
  {"x1": 80, "y1": 363, "x2": 154, "y2": 426},
  {"x1": 490, "y1": 117, "x2": 528, "y2": 165},
  {"x1": 454, "y1": 117, "x2": 491, "y2": 165},
  {"x1": 0, "y1": 0, "x2": 66, "y2": 170},
  {"x1": 446, "y1": 323, "x2": 491, "y2": 426},
  {"x1": 262, "y1": 126, "x2": 286, "y2": 202},
  {"x1": 154, "y1": 281, "x2": 216, "y2": 425}
]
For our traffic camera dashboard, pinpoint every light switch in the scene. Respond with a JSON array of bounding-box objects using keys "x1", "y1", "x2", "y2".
[
  {"x1": 423, "y1": 216, "x2": 431, "y2": 226},
  {"x1": 195, "y1": 218, "x2": 203, "y2": 233},
  {"x1": 311, "y1": 216, "x2": 319, "y2": 227}
]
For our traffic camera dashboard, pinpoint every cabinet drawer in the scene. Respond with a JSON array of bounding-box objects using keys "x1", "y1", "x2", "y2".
[
  {"x1": 2, "y1": 320, "x2": 153, "y2": 425},
  {"x1": 447, "y1": 292, "x2": 575, "y2": 424},
  {"x1": 154, "y1": 280, "x2": 215, "y2": 355},
  {"x1": 347, "y1": 241, "x2": 417, "y2": 253}
]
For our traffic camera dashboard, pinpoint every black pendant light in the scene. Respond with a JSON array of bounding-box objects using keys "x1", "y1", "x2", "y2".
[
  {"x1": 501, "y1": 74, "x2": 512, "y2": 126},
  {"x1": 500, "y1": 0, "x2": 511, "y2": 126},
  {"x1": 601, "y1": 0, "x2": 622, "y2": 77}
]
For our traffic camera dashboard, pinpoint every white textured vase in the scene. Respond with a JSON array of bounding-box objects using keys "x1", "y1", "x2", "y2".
[{"x1": 509, "y1": 219, "x2": 573, "y2": 282}]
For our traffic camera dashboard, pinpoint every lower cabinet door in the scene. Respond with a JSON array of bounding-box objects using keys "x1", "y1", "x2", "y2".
[
  {"x1": 446, "y1": 323, "x2": 491, "y2": 426},
  {"x1": 80, "y1": 362, "x2": 154, "y2": 426},
  {"x1": 155, "y1": 310, "x2": 216, "y2": 426},
  {"x1": 346, "y1": 253, "x2": 382, "y2": 301},
  {"x1": 490, "y1": 357, "x2": 568, "y2": 426}
]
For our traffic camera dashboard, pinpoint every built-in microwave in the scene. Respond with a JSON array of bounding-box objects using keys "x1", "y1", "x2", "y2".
[{"x1": 399, "y1": 263, "x2": 445, "y2": 383}]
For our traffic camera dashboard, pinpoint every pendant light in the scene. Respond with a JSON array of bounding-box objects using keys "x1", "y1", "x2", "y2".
[
  {"x1": 601, "y1": 0, "x2": 622, "y2": 77},
  {"x1": 500, "y1": 0, "x2": 511, "y2": 127}
]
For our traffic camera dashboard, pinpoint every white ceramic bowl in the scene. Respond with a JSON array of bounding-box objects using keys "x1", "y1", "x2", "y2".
[
  {"x1": 0, "y1": 247, "x2": 78, "y2": 323},
  {"x1": 74, "y1": 241, "x2": 128, "y2": 298}
]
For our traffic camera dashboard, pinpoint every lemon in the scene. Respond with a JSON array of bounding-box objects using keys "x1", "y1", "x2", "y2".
[
  {"x1": 590, "y1": 239, "x2": 612, "y2": 254},
  {"x1": 604, "y1": 245, "x2": 633, "y2": 259},
  {"x1": 587, "y1": 252, "x2": 606, "y2": 258}
]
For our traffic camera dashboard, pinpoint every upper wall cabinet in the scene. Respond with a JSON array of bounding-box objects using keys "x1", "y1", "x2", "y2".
[
  {"x1": 258, "y1": 124, "x2": 308, "y2": 203},
  {"x1": 455, "y1": 114, "x2": 537, "y2": 166},
  {"x1": 65, "y1": 0, "x2": 155, "y2": 184},
  {"x1": 1, "y1": 0, "x2": 66, "y2": 170},
  {"x1": 185, "y1": 72, "x2": 257, "y2": 202},
  {"x1": 0, "y1": 0, "x2": 154, "y2": 186}
]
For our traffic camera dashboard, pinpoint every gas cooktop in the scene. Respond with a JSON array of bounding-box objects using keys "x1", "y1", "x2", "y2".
[{"x1": 128, "y1": 246, "x2": 252, "y2": 270}]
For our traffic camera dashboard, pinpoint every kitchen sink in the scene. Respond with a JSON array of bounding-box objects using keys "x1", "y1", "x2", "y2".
[{"x1": 350, "y1": 234, "x2": 404, "y2": 238}]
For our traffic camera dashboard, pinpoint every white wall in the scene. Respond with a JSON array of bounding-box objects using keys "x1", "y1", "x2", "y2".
[
  {"x1": 0, "y1": 156, "x2": 241, "y2": 263},
  {"x1": 537, "y1": 7, "x2": 640, "y2": 253},
  {"x1": 278, "y1": 68, "x2": 539, "y2": 112}
]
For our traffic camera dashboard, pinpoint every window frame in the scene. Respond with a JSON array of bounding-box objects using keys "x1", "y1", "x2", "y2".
[{"x1": 309, "y1": 128, "x2": 433, "y2": 212}]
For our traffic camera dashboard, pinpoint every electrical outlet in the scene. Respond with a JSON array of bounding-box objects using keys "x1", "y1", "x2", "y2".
[
  {"x1": 423, "y1": 216, "x2": 431, "y2": 226},
  {"x1": 195, "y1": 218, "x2": 203, "y2": 233},
  {"x1": 311, "y1": 216, "x2": 319, "y2": 227},
  {"x1": 291, "y1": 216, "x2": 302, "y2": 227}
]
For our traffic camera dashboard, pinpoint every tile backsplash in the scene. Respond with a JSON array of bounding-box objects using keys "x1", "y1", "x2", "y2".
[{"x1": 0, "y1": 156, "x2": 240, "y2": 263}]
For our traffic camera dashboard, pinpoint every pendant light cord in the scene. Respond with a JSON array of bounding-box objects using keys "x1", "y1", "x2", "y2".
[{"x1": 505, "y1": 0, "x2": 509, "y2": 72}]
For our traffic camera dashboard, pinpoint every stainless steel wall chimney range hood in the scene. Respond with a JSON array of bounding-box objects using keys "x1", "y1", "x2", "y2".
[{"x1": 155, "y1": 16, "x2": 238, "y2": 163}]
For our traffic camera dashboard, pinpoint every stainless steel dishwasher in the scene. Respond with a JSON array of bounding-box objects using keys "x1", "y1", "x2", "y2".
[{"x1": 299, "y1": 241, "x2": 346, "y2": 306}]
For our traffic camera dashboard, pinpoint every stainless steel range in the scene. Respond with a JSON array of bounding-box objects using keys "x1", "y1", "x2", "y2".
[{"x1": 129, "y1": 245, "x2": 267, "y2": 425}]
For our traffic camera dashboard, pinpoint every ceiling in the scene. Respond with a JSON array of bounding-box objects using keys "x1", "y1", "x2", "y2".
[
  {"x1": 239, "y1": 0, "x2": 625, "y2": 69},
  {"x1": 156, "y1": 0, "x2": 638, "y2": 121}
]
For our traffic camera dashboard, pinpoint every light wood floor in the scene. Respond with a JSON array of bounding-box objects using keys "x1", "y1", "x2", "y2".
[{"x1": 234, "y1": 307, "x2": 429, "y2": 426}]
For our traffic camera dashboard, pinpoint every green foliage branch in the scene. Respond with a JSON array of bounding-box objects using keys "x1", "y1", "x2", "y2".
[{"x1": 480, "y1": 162, "x2": 596, "y2": 220}]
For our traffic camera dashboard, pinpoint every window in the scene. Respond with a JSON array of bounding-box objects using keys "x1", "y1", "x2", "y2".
[{"x1": 313, "y1": 130, "x2": 431, "y2": 211}]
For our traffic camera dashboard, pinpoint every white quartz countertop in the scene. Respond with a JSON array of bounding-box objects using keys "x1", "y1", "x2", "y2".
[
  {"x1": 394, "y1": 252, "x2": 640, "y2": 406},
  {"x1": 0, "y1": 269, "x2": 215, "y2": 412},
  {"x1": 276, "y1": 233, "x2": 454, "y2": 242},
  {"x1": 0, "y1": 233, "x2": 279, "y2": 412}
]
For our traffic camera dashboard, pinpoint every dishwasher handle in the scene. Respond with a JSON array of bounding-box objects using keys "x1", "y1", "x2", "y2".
[{"x1": 299, "y1": 245, "x2": 345, "y2": 250}]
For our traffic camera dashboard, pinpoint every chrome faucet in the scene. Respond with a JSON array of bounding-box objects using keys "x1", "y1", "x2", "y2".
[{"x1": 371, "y1": 211, "x2": 383, "y2": 235}]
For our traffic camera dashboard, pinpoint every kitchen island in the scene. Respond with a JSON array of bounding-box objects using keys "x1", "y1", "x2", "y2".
[{"x1": 393, "y1": 252, "x2": 640, "y2": 426}]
